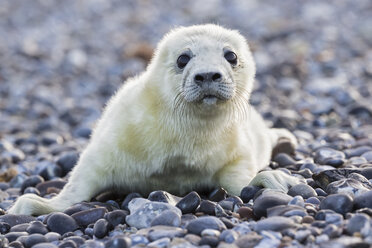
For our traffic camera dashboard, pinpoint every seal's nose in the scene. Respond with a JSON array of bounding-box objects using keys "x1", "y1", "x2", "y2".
[{"x1": 194, "y1": 72, "x2": 222, "y2": 87}]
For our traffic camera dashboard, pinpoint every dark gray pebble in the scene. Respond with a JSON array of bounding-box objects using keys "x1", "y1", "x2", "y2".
[
  {"x1": 104, "y1": 210, "x2": 128, "y2": 227},
  {"x1": 64, "y1": 203, "x2": 95, "y2": 216},
  {"x1": 354, "y1": 190, "x2": 372, "y2": 209},
  {"x1": 36, "y1": 179, "x2": 66, "y2": 196},
  {"x1": 56, "y1": 152, "x2": 79, "y2": 176},
  {"x1": 255, "y1": 216, "x2": 298, "y2": 232},
  {"x1": 150, "y1": 210, "x2": 181, "y2": 227},
  {"x1": 322, "y1": 224, "x2": 342, "y2": 238},
  {"x1": 273, "y1": 153, "x2": 296, "y2": 166},
  {"x1": 120, "y1": 193, "x2": 142, "y2": 211},
  {"x1": 10, "y1": 223, "x2": 29, "y2": 232},
  {"x1": 0, "y1": 214, "x2": 36, "y2": 227},
  {"x1": 240, "y1": 185, "x2": 261, "y2": 203},
  {"x1": 64, "y1": 236, "x2": 85, "y2": 247},
  {"x1": 71, "y1": 207, "x2": 107, "y2": 226},
  {"x1": 5, "y1": 231, "x2": 28, "y2": 242},
  {"x1": 288, "y1": 183, "x2": 317, "y2": 199},
  {"x1": 21, "y1": 175, "x2": 44, "y2": 193},
  {"x1": 208, "y1": 187, "x2": 227, "y2": 202},
  {"x1": 36, "y1": 161, "x2": 62, "y2": 181},
  {"x1": 47, "y1": 213, "x2": 78, "y2": 235},
  {"x1": 175, "y1": 191, "x2": 201, "y2": 214},
  {"x1": 148, "y1": 190, "x2": 179, "y2": 205},
  {"x1": 253, "y1": 191, "x2": 292, "y2": 218},
  {"x1": 315, "y1": 188, "x2": 327, "y2": 196},
  {"x1": 314, "y1": 148, "x2": 345, "y2": 167},
  {"x1": 25, "y1": 233, "x2": 47, "y2": 248},
  {"x1": 93, "y1": 219, "x2": 110, "y2": 239},
  {"x1": 186, "y1": 216, "x2": 226, "y2": 235},
  {"x1": 0, "y1": 221, "x2": 10, "y2": 234},
  {"x1": 104, "y1": 237, "x2": 131, "y2": 248},
  {"x1": 346, "y1": 213, "x2": 370, "y2": 237},
  {"x1": 199, "y1": 235, "x2": 219, "y2": 247},
  {"x1": 45, "y1": 232, "x2": 61, "y2": 242},
  {"x1": 320, "y1": 193, "x2": 354, "y2": 215},
  {"x1": 198, "y1": 200, "x2": 217, "y2": 215}
]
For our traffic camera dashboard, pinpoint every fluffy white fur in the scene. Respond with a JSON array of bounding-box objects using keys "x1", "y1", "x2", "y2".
[{"x1": 9, "y1": 24, "x2": 299, "y2": 215}]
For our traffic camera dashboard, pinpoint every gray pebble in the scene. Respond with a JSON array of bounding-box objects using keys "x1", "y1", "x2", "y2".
[
  {"x1": 71, "y1": 207, "x2": 107, "y2": 226},
  {"x1": 253, "y1": 191, "x2": 293, "y2": 218},
  {"x1": 255, "y1": 216, "x2": 298, "y2": 232},
  {"x1": 147, "y1": 237, "x2": 170, "y2": 248},
  {"x1": 288, "y1": 184, "x2": 317, "y2": 199},
  {"x1": 175, "y1": 191, "x2": 201, "y2": 214},
  {"x1": 186, "y1": 216, "x2": 226, "y2": 235},
  {"x1": 47, "y1": 213, "x2": 78, "y2": 235},
  {"x1": 150, "y1": 210, "x2": 181, "y2": 227},
  {"x1": 320, "y1": 193, "x2": 354, "y2": 215},
  {"x1": 93, "y1": 219, "x2": 110, "y2": 239},
  {"x1": 25, "y1": 233, "x2": 47, "y2": 248},
  {"x1": 346, "y1": 213, "x2": 370, "y2": 237}
]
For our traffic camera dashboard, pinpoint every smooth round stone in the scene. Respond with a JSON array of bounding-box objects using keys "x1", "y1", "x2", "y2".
[
  {"x1": 47, "y1": 213, "x2": 78, "y2": 235},
  {"x1": 322, "y1": 224, "x2": 342, "y2": 238},
  {"x1": 56, "y1": 152, "x2": 79, "y2": 175},
  {"x1": 234, "y1": 232, "x2": 263, "y2": 247},
  {"x1": 36, "y1": 161, "x2": 62, "y2": 181},
  {"x1": 344, "y1": 146, "x2": 372, "y2": 158},
  {"x1": 121, "y1": 193, "x2": 142, "y2": 211},
  {"x1": 36, "y1": 179, "x2": 67, "y2": 196},
  {"x1": 0, "y1": 215, "x2": 36, "y2": 227},
  {"x1": 186, "y1": 216, "x2": 226, "y2": 235},
  {"x1": 5, "y1": 231, "x2": 28, "y2": 242},
  {"x1": 65, "y1": 236, "x2": 85, "y2": 247},
  {"x1": 64, "y1": 203, "x2": 95, "y2": 216},
  {"x1": 315, "y1": 188, "x2": 327, "y2": 197},
  {"x1": 361, "y1": 151, "x2": 372, "y2": 162},
  {"x1": 288, "y1": 195, "x2": 305, "y2": 207},
  {"x1": 23, "y1": 187, "x2": 41, "y2": 195},
  {"x1": 354, "y1": 190, "x2": 372, "y2": 209},
  {"x1": 80, "y1": 240, "x2": 105, "y2": 248},
  {"x1": 240, "y1": 185, "x2": 261, "y2": 203},
  {"x1": 150, "y1": 210, "x2": 181, "y2": 227},
  {"x1": 130, "y1": 234, "x2": 149, "y2": 246},
  {"x1": 255, "y1": 216, "x2": 298, "y2": 232},
  {"x1": 32, "y1": 243, "x2": 58, "y2": 248},
  {"x1": 104, "y1": 237, "x2": 131, "y2": 248},
  {"x1": 147, "y1": 190, "x2": 179, "y2": 205},
  {"x1": 10, "y1": 223, "x2": 29, "y2": 232},
  {"x1": 320, "y1": 194, "x2": 354, "y2": 215},
  {"x1": 20, "y1": 175, "x2": 44, "y2": 193},
  {"x1": 175, "y1": 191, "x2": 201, "y2": 214},
  {"x1": 306, "y1": 197, "x2": 321, "y2": 205},
  {"x1": 45, "y1": 232, "x2": 61, "y2": 242},
  {"x1": 0, "y1": 221, "x2": 10, "y2": 234},
  {"x1": 71, "y1": 207, "x2": 107, "y2": 226},
  {"x1": 273, "y1": 153, "x2": 296, "y2": 167},
  {"x1": 208, "y1": 187, "x2": 227, "y2": 202},
  {"x1": 219, "y1": 229, "x2": 239, "y2": 243},
  {"x1": 253, "y1": 191, "x2": 293, "y2": 218},
  {"x1": 237, "y1": 207, "x2": 253, "y2": 219},
  {"x1": 314, "y1": 148, "x2": 345, "y2": 167},
  {"x1": 9, "y1": 174, "x2": 28, "y2": 188},
  {"x1": 104, "y1": 210, "x2": 128, "y2": 227},
  {"x1": 146, "y1": 226, "x2": 187, "y2": 241},
  {"x1": 25, "y1": 233, "x2": 47, "y2": 248},
  {"x1": 93, "y1": 219, "x2": 110, "y2": 239},
  {"x1": 26, "y1": 221, "x2": 48, "y2": 234},
  {"x1": 198, "y1": 200, "x2": 217, "y2": 215},
  {"x1": 199, "y1": 236, "x2": 219, "y2": 247},
  {"x1": 325, "y1": 213, "x2": 343, "y2": 226},
  {"x1": 346, "y1": 213, "x2": 370, "y2": 237},
  {"x1": 288, "y1": 184, "x2": 317, "y2": 199}
]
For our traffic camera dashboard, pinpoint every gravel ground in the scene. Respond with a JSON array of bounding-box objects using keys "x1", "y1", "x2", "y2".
[{"x1": 1, "y1": 0, "x2": 372, "y2": 247}]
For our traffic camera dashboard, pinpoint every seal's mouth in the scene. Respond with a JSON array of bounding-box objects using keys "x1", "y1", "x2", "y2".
[{"x1": 201, "y1": 94, "x2": 219, "y2": 105}]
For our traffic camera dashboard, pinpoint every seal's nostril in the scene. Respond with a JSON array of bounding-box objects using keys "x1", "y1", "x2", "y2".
[{"x1": 212, "y1": 73, "x2": 221, "y2": 81}]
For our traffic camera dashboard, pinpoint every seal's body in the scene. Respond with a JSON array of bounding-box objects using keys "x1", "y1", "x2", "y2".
[{"x1": 9, "y1": 24, "x2": 299, "y2": 215}]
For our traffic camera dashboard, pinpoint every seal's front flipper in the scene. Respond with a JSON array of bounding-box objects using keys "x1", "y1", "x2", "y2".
[{"x1": 249, "y1": 170, "x2": 303, "y2": 192}]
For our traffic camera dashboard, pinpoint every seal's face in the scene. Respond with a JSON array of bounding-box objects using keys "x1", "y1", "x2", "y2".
[{"x1": 153, "y1": 25, "x2": 256, "y2": 119}]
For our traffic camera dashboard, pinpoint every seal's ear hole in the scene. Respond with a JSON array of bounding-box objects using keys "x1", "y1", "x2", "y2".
[
  {"x1": 177, "y1": 54, "x2": 191, "y2": 69},
  {"x1": 224, "y1": 51, "x2": 237, "y2": 66}
]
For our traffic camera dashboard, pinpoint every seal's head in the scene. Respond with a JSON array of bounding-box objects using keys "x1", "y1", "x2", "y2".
[{"x1": 148, "y1": 24, "x2": 256, "y2": 120}]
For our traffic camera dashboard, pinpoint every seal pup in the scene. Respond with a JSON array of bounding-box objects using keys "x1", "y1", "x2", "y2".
[{"x1": 9, "y1": 24, "x2": 300, "y2": 215}]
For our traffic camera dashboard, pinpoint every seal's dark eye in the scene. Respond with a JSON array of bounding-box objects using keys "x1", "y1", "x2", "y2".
[
  {"x1": 177, "y1": 54, "x2": 191, "y2": 69},
  {"x1": 224, "y1": 51, "x2": 237, "y2": 65}
]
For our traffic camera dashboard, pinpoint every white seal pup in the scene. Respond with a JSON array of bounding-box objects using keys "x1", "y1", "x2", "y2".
[{"x1": 9, "y1": 24, "x2": 300, "y2": 215}]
